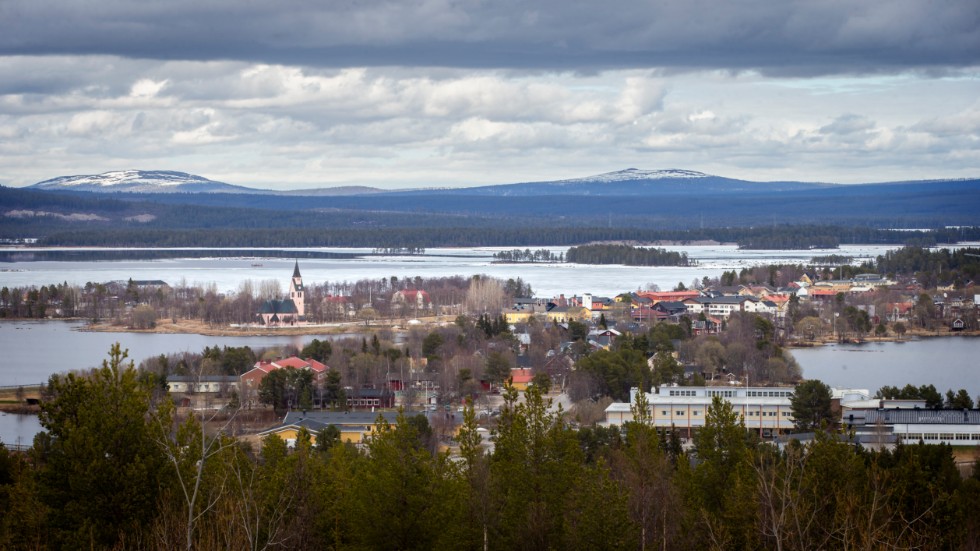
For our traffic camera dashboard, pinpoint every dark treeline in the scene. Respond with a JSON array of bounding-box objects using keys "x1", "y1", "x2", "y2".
[
  {"x1": 492, "y1": 248, "x2": 563, "y2": 263},
  {"x1": 31, "y1": 225, "x2": 980, "y2": 250},
  {"x1": 566, "y1": 244, "x2": 692, "y2": 266},
  {"x1": 712, "y1": 245, "x2": 980, "y2": 289},
  {"x1": 810, "y1": 254, "x2": 854, "y2": 265},
  {"x1": 875, "y1": 246, "x2": 980, "y2": 287},
  {"x1": 2, "y1": 350, "x2": 978, "y2": 550}
]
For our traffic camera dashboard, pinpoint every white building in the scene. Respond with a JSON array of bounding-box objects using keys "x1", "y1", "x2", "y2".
[
  {"x1": 843, "y1": 406, "x2": 980, "y2": 447},
  {"x1": 604, "y1": 385, "x2": 798, "y2": 438},
  {"x1": 604, "y1": 385, "x2": 875, "y2": 439}
]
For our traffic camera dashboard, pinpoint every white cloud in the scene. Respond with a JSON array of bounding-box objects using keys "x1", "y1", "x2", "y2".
[
  {"x1": 0, "y1": 56, "x2": 977, "y2": 189},
  {"x1": 130, "y1": 78, "x2": 168, "y2": 98}
]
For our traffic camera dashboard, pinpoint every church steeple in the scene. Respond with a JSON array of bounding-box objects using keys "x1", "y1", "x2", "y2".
[{"x1": 290, "y1": 260, "x2": 305, "y2": 318}]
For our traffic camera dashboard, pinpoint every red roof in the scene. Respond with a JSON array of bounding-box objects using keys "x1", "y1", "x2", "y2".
[
  {"x1": 395, "y1": 289, "x2": 430, "y2": 301},
  {"x1": 509, "y1": 368, "x2": 534, "y2": 384},
  {"x1": 637, "y1": 290, "x2": 700, "y2": 302},
  {"x1": 252, "y1": 356, "x2": 329, "y2": 373},
  {"x1": 808, "y1": 289, "x2": 839, "y2": 297}
]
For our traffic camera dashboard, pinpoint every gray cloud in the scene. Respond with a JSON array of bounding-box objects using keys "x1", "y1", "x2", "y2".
[
  {"x1": 0, "y1": 57, "x2": 977, "y2": 189},
  {"x1": 1, "y1": 1, "x2": 977, "y2": 74}
]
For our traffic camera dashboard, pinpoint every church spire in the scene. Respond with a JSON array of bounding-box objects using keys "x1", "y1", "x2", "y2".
[{"x1": 293, "y1": 260, "x2": 301, "y2": 278}]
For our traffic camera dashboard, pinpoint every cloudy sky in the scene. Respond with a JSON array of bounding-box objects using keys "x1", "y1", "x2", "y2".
[{"x1": 1, "y1": 0, "x2": 978, "y2": 190}]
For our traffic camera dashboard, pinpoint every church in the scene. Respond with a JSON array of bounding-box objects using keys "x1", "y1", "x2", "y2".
[{"x1": 256, "y1": 261, "x2": 307, "y2": 326}]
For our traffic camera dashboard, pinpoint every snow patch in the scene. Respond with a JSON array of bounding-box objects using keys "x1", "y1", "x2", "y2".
[{"x1": 555, "y1": 168, "x2": 709, "y2": 184}]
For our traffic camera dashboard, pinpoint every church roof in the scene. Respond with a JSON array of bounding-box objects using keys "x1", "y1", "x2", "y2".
[
  {"x1": 293, "y1": 260, "x2": 301, "y2": 278},
  {"x1": 258, "y1": 299, "x2": 299, "y2": 314}
]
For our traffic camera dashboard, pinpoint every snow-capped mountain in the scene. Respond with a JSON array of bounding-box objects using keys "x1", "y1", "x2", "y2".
[
  {"x1": 555, "y1": 168, "x2": 710, "y2": 184},
  {"x1": 30, "y1": 170, "x2": 255, "y2": 193},
  {"x1": 390, "y1": 167, "x2": 823, "y2": 197}
]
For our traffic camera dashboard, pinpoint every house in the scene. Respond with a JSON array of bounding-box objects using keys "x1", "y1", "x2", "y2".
[
  {"x1": 507, "y1": 368, "x2": 534, "y2": 391},
  {"x1": 687, "y1": 296, "x2": 758, "y2": 318},
  {"x1": 322, "y1": 294, "x2": 352, "y2": 319},
  {"x1": 636, "y1": 290, "x2": 701, "y2": 303},
  {"x1": 240, "y1": 356, "x2": 330, "y2": 390},
  {"x1": 885, "y1": 301, "x2": 915, "y2": 322},
  {"x1": 346, "y1": 387, "x2": 396, "y2": 409},
  {"x1": 587, "y1": 328, "x2": 621, "y2": 349},
  {"x1": 805, "y1": 288, "x2": 839, "y2": 303},
  {"x1": 167, "y1": 375, "x2": 240, "y2": 409},
  {"x1": 392, "y1": 289, "x2": 431, "y2": 312},
  {"x1": 581, "y1": 293, "x2": 615, "y2": 311},
  {"x1": 256, "y1": 261, "x2": 306, "y2": 326},
  {"x1": 653, "y1": 301, "x2": 688, "y2": 318},
  {"x1": 691, "y1": 316, "x2": 721, "y2": 336},
  {"x1": 504, "y1": 308, "x2": 535, "y2": 324},
  {"x1": 258, "y1": 410, "x2": 402, "y2": 446}
]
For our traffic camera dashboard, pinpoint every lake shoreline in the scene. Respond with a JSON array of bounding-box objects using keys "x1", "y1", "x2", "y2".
[
  {"x1": 6, "y1": 316, "x2": 961, "y2": 343},
  {"x1": 75, "y1": 317, "x2": 452, "y2": 337}
]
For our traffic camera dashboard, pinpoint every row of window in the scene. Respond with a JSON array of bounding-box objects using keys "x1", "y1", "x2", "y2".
[
  {"x1": 746, "y1": 390, "x2": 792, "y2": 397},
  {"x1": 347, "y1": 398, "x2": 382, "y2": 406},
  {"x1": 655, "y1": 409, "x2": 792, "y2": 419},
  {"x1": 903, "y1": 433, "x2": 980, "y2": 441}
]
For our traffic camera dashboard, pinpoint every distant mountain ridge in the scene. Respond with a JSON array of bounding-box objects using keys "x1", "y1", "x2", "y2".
[
  {"x1": 8, "y1": 167, "x2": 980, "y2": 234},
  {"x1": 387, "y1": 168, "x2": 833, "y2": 197},
  {"x1": 25, "y1": 167, "x2": 976, "y2": 200},
  {"x1": 29, "y1": 170, "x2": 384, "y2": 196},
  {"x1": 31, "y1": 170, "x2": 253, "y2": 194}
]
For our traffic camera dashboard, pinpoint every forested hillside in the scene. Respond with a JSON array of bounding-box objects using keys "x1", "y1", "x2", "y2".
[{"x1": 1, "y1": 352, "x2": 977, "y2": 550}]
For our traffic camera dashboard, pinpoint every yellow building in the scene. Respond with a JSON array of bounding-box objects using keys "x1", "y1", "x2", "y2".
[
  {"x1": 504, "y1": 309, "x2": 535, "y2": 324},
  {"x1": 506, "y1": 368, "x2": 534, "y2": 391},
  {"x1": 258, "y1": 410, "x2": 401, "y2": 446}
]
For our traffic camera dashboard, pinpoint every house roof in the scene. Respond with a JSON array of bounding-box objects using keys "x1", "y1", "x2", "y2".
[
  {"x1": 250, "y1": 357, "x2": 329, "y2": 375},
  {"x1": 395, "y1": 289, "x2": 430, "y2": 301},
  {"x1": 259, "y1": 410, "x2": 403, "y2": 436},
  {"x1": 509, "y1": 368, "x2": 534, "y2": 384},
  {"x1": 168, "y1": 375, "x2": 239, "y2": 383},
  {"x1": 347, "y1": 387, "x2": 393, "y2": 399},
  {"x1": 695, "y1": 296, "x2": 755, "y2": 305}
]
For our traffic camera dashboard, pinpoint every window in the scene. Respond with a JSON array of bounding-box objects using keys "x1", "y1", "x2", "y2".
[
  {"x1": 662, "y1": 411, "x2": 668, "y2": 416},
  {"x1": 692, "y1": 410, "x2": 700, "y2": 416},
  {"x1": 923, "y1": 433, "x2": 939, "y2": 440},
  {"x1": 676, "y1": 411, "x2": 685, "y2": 416}
]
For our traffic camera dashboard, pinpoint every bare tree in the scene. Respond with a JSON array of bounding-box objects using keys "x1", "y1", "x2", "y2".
[{"x1": 465, "y1": 276, "x2": 505, "y2": 314}]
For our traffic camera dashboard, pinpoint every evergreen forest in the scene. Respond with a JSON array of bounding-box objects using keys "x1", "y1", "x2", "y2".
[{"x1": 1, "y1": 345, "x2": 979, "y2": 550}]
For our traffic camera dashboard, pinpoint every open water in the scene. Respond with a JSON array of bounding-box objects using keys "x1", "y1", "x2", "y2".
[{"x1": 3, "y1": 243, "x2": 979, "y2": 445}]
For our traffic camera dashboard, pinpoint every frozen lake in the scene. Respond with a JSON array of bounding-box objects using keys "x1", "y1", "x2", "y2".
[{"x1": 0, "y1": 243, "x2": 919, "y2": 297}]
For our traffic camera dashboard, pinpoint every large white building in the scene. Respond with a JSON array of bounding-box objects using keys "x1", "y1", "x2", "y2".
[
  {"x1": 604, "y1": 385, "x2": 873, "y2": 439},
  {"x1": 604, "y1": 385, "x2": 798, "y2": 438},
  {"x1": 842, "y1": 401, "x2": 980, "y2": 447}
]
